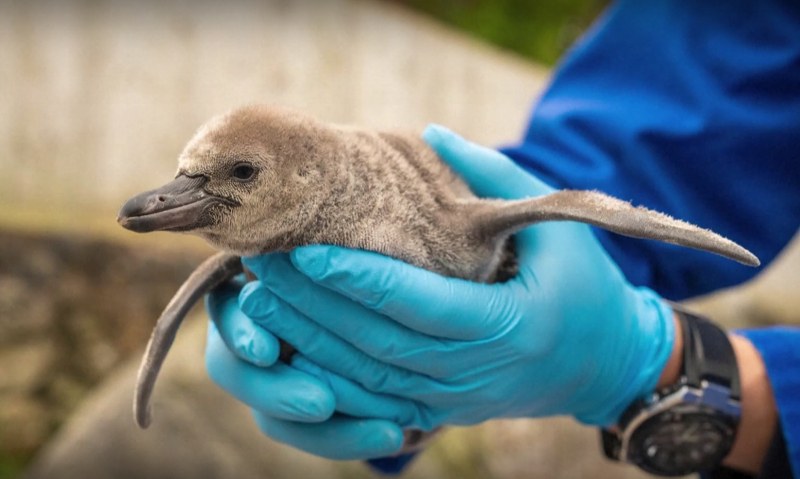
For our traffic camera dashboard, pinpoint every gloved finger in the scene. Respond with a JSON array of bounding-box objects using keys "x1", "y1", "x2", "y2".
[
  {"x1": 237, "y1": 251, "x2": 289, "y2": 281},
  {"x1": 252, "y1": 413, "x2": 405, "y2": 461},
  {"x1": 205, "y1": 320, "x2": 335, "y2": 422},
  {"x1": 288, "y1": 245, "x2": 513, "y2": 342},
  {"x1": 242, "y1": 254, "x2": 462, "y2": 378},
  {"x1": 423, "y1": 124, "x2": 553, "y2": 199},
  {"x1": 238, "y1": 280, "x2": 445, "y2": 397},
  {"x1": 206, "y1": 288, "x2": 280, "y2": 367},
  {"x1": 292, "y1": 355, "x2": 430, "y2": 430}
]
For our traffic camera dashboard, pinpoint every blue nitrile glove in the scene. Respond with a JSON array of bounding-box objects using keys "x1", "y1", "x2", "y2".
[
  {"x1": 205, "y1": 283, "x2": 415, "y2": 460},
  {"x1": 206, "y1": 125, "x2": 676, "y2": 459}
]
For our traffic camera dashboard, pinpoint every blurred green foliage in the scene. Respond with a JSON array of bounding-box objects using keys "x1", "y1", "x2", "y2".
[
  {"x1": 0, "y1": 452, "x2": 27, "y2": 479},
  {"x1": 392, "y1": 0, "x2": 608, "y2": 65}
]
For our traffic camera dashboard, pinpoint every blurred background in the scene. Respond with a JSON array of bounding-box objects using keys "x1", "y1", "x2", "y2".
[{"x1": 0, "y1": 1, "x2": 797, "y2": 478}]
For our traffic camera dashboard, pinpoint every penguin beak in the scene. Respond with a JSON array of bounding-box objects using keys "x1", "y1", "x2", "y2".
[{"x1": 117, "y1": 175, "x2": 230, "y2": 233}]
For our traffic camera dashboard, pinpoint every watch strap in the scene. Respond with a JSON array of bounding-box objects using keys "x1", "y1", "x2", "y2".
[{"x1": 671, "y1": 302, "x2": 741, "y2": 400}]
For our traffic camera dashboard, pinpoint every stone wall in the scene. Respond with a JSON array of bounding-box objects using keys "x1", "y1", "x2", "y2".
[
  {"x1": 0, "y1": 0, "x2": 548, "y2": 225},
  {"x1": 0, "y1": 230, "x2": 205, "y2": 458}
]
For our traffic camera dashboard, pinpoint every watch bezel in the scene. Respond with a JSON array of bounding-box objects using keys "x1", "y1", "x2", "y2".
[{"x1": 623, "y1": 384, "x2": 739, "y2": 476}]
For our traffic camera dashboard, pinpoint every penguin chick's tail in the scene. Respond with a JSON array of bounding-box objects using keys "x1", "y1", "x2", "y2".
[
  {"x1": 473, "y1": 190, "x2": 760, "y2": 267},
  {"x1": 134, "y1": 252, "x2": 243, "y2": 429}
]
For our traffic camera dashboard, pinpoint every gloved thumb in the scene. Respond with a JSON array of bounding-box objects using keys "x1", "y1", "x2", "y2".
[{"x1": 423, "y1": 124, "x2": 553, "y2": 200}]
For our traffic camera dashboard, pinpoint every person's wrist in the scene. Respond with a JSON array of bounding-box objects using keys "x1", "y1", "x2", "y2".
[
  {"x1": 722, "y1": 334, "x2": 777, "y2": 474},
  {"x1": 615, "y1": 308, "x2": 777, "y2": 475},
  {"x1": 653, "y1": 319, "x2": 779, "y2": 474},
  {"x1": 651, "y1": 313, "x2": 779, "y2": 473}
]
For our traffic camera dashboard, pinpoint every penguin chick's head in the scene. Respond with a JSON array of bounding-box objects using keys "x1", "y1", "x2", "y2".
[{"x1": 118, "y1": 105, "x2": 335, "y2": 255}]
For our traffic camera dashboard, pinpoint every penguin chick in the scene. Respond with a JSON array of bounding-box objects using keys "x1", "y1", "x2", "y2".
[{"x1": 118, "y1": 104, "x2": 759, "y2": 431}]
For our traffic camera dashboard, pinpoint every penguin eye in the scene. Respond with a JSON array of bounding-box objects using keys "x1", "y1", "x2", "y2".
[{"x1": 231, "y1": 163, "x2": 256, "y2": 181}]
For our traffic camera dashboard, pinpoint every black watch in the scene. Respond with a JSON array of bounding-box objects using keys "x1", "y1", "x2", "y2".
[{"x1": 601, "y1": 304, "x2": 741, "y2": 476}]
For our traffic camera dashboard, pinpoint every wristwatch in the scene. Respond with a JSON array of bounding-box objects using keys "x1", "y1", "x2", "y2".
[{"x1": 601, "y1": 304, "x2": 742, "y2": 476}]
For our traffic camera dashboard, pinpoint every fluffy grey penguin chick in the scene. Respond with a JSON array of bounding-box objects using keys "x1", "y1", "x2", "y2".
[{"x1": 118, "y1": 104, "x2": 759, "y2": 437}]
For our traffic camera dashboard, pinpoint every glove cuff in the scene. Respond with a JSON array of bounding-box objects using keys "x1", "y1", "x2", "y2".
[{"x1": 575, "y1": 287, "x2": 675, "y2": 426}]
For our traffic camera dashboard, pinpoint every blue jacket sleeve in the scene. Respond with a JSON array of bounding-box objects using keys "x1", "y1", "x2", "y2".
[{"x1": 501, "y1": 0, "x2": 800, "y2": 300}]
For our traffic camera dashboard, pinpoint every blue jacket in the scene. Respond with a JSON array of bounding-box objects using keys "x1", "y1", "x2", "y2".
[
  {"x1": 503, "y1": 0, "x2": 800, "y2": 301},
  {"x1": 374, "y1": 0, "x2": 800, "y2": 476}
]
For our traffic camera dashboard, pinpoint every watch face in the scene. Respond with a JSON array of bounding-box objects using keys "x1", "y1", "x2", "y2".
[{"x1": 629, "y1": 408, "x2": 736, "y2": 476}]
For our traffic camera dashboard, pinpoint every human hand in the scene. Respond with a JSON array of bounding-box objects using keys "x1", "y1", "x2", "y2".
[
  {"x1": 206, "y1": 125, "x2": 676, "y2": 458},
  {"x1": 205, "y1": 281, "x2": 416, "y2": 460}
]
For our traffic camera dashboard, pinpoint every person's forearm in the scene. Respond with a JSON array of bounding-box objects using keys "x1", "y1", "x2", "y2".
[
  {"x1": 724, "y1": 334, "x2": 778, "y2": 474},
  {"x1": 656, "y1": 314, "x2": 778, "y2": 474}
]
